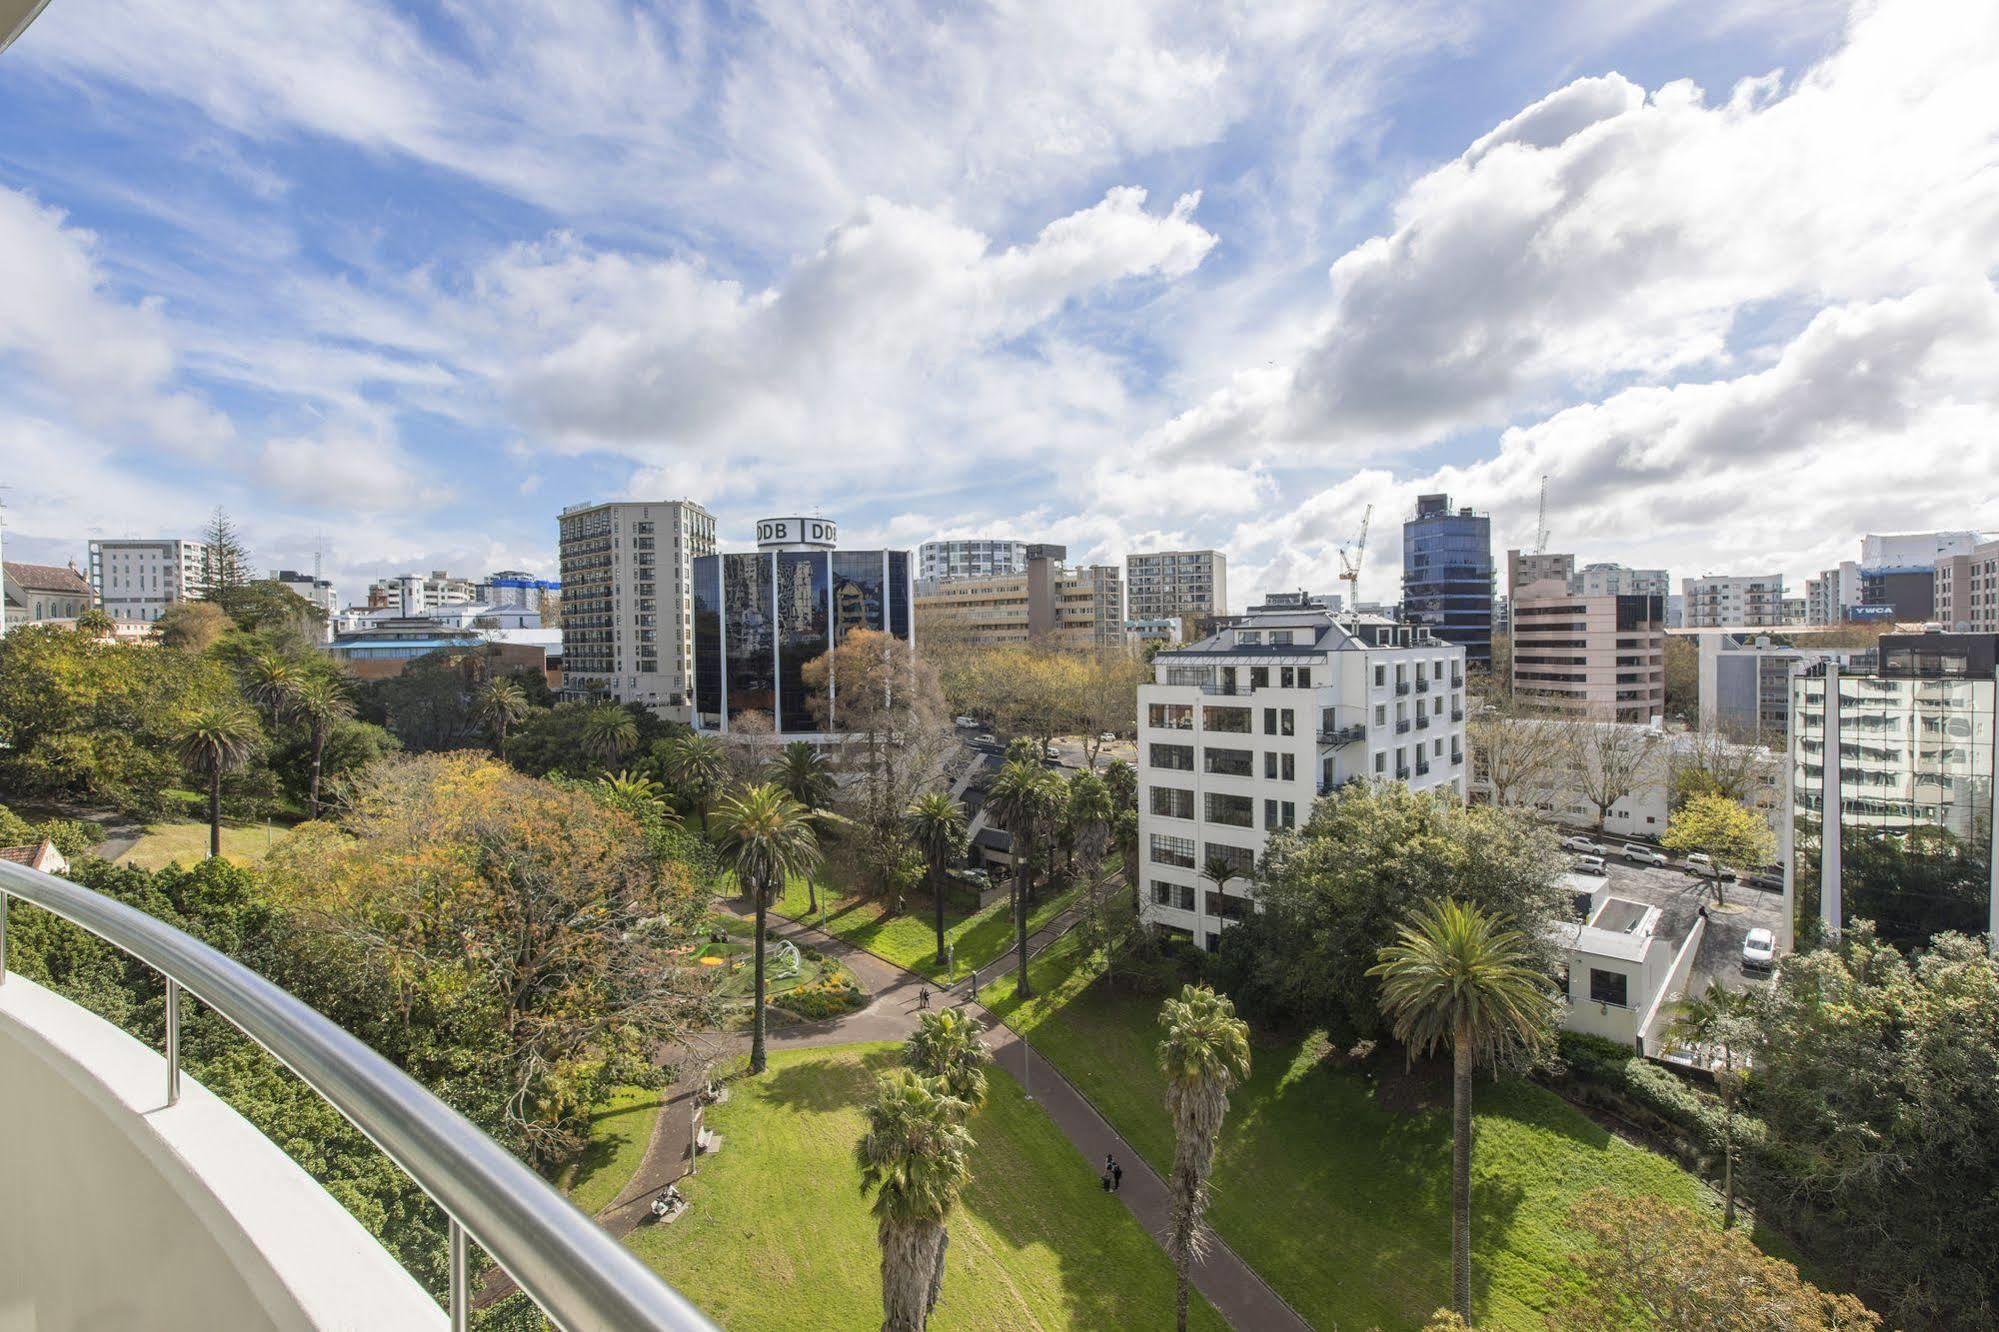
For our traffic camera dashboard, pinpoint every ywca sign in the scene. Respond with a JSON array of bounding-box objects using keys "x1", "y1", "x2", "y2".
[{"x1": 756, "y1": 516, "x2": 839, "y2": 550}]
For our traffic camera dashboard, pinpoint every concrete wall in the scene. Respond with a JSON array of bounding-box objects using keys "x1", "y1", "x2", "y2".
[{"x1": 0, "y1": 974, "x2": 442, "y2": 1332}]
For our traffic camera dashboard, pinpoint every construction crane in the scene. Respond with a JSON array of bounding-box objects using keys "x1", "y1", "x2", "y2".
[
  {"x1": 1337, "y1": 503, "x2": 1372, "y2": 610},
  {"x1": 1533, "y1": 474, "x2": 1550, "y2": 555}
]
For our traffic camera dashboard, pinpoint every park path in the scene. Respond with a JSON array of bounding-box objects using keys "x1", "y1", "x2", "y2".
[{"x1": 606, "y1": 895, "x2": 1310, "y2": 1332}]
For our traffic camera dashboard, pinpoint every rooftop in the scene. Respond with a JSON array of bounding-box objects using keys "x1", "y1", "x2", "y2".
[{"x1": 3, "y1": 561, "x2": 92, "y2": 596}]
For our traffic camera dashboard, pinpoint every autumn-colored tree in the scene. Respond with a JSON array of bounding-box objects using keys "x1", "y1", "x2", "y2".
[{"x1": 1662, "y1": 793, "x2": 1775, "y2": 904}]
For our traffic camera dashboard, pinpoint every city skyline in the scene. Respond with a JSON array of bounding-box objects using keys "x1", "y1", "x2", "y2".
[{"x1": 3, "y1": 3, "x2": 1996, "y2": 609}]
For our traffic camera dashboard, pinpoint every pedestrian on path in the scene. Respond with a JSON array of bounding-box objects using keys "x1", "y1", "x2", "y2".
[
  {"x1": 1112, "y1": 1160, "x2": 1123, "y2": 1192},
  {"x1": 918, "y1": 985, "x2": 930, "y2": 1010}
]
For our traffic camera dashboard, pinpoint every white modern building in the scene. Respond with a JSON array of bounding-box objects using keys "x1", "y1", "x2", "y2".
[
  {"x1": 87, "y1": 538, "x2": 210, "y2": 625},
  {"x1": 366, "y1": 571, "x2": 479, "y2": 617},
  {"x1": 559, "y1": 499, "x2": 717, "y2": 717},
  {"x1": 1126, "y1": 549, "x2": 1228, "y2": 626},
  {"x1": 1933, "y1": 537, "x2": 1999, "y2": 632},
  {"x1": 1681, "y1": 573, "x2": 1787, "y2": 629},
  {"x1": 479, "y1": 570, "x2": 560, "y2": 616},
  {"x1": 917, "y1": 538, "x2": 1029, "y2": 585},
  {"x1": 1136, "y1": 600, "x2": 1467, "y2": 949},
  {"x1": 1551, "y1": 875, "x2": 1707, "y2": 1054},
  {"x1": 271, "y1": 569, "x2": 340, "y2": 641},
  {"x1": 1860, "y1": 531, "x2": 1984, "y2": 570}
]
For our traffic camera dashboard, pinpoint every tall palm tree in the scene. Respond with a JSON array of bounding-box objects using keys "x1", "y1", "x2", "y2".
[
  {"x1": 474, "y1": 676, "x2": 530, "y2": 757},
  {"x1": 985, "y1": 760, "x2": 1053, "y2": 998},
  {"x1": 906, "y1": 792, "x2": 967, "y2": 967},
  {"x1": 1668, "y1": 981, "x2": 1754, "y2": 1230},
  {"x1": 1114, "y1": 807, "x2": 1141, "y2": 913},
  {"x1": 1003, "y1": 736, "x2": 1042, "y2": 767},
  {"x1": 595, "y1": 770, "x2": 679, "y2": 829},
  {"x1": 241, "y1": 650, "x2": 304, "y2": 724},
  {"x1": 657, "y1": 732, "x2": 727, "y2": 833},
  {"x1": 1103, "y1": 758, "x2": 1138, "y2": 811},
  {"x1": 1158, "y1": 984, "x2": 1252, "y2": 1332},
  {"x1": 715, "y1": 783, "x2": 822, "y2": 1074},
  {"x1": 74, "y1": 607, "x2": 115, "y2": 638},
  {"x1": 290, "y1": 672, "x2": 354, "y2": 819},
  {"x1": 904, "y1": 1008, "x2": 991, "y2": 1111},
  {"x1": 766, "y1": 740, "x2": 835, "y2": 812},
  {"x1": 1369, "y1": 899, "x2": 1552, "y2": 1322},
  {"x1": 581, "y1": 704, "x2": 639, "y2": 769},
  {"x1": 856, "y1": 1069, "x2": 974, "y2": 1332},
  {"x1": 1199, "y1": 852, "x2": 1238, "y2": 932},
  {"x1": 1065, "y1": 769, "x2": 1113, "y2": 876},
  {"x1": 174, "y1": 703, "x2": 262, "y2": 858}
]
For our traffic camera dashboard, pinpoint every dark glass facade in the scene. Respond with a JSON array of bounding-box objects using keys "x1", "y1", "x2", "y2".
[
  {"x1": 1402, "y1": 493, "x2": 1494, "y2": 667},
  {"x1": 693, "y1": 547, "x2": 913, "y2": 735}
]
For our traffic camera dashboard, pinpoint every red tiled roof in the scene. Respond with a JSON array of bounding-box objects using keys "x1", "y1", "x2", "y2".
[
  {"x1": 0, "y1": 840, "x2": 55, "y2": 866},
  {"x1": 3, "y1": 561, "x2": 92, "y2": 597}
]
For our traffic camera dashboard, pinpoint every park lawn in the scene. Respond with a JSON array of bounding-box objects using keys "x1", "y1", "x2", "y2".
[
  {"x1": 626, "y1": 1043, "x2": 1225, "y2": 1332},
  {"x1": 561, "y1": 1086, "x2": 664, "y2": 1218},
  {"x1": 983, "y1": 931, "x2": 1732, "y2": 1332},
  {"x1": 117, "y1": 819, "x2": 290, "y2": 870},
  {"x1": 771, "y1": 874, "x2": 1081, "y2": 983}
]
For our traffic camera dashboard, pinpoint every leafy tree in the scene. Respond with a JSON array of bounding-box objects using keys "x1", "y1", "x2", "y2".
[
  {"x1": 1210, "y1": 782, "x2": 1566, "y2": 1044},
  {"x1": 174, "y1": 702, "x2": 263, "y2": 857},
  {"x1": 1157, "y1": 984, "x2": 1251, "y2": 1332},
  {"x1": 1551, "y1": 1189, "x2": 1879, "y2": 1330},
  {"x1": 1666, "y1": 981, "x2": 1754, "y2": 1229},
  {"x1": 73, "y1": 606, "x2": 115, "y2": 637},
  {"x1": 200, "y1": 506, "x2": 252, "y2": 594},
  {"x1": 856, "y1": 1069, "x2": 975, "y2": 1332},
  {"x1": 155, "y1": 600, "x2": 233, "y2": 652},
  {"x1": 905, "y1": 791, "x2": 967, "y2": 967},
  {"x1": 1370, "y1": 899, "x2": 1552, "y2": 1321},
  {"x1": 291, "y1": 671, "x2": 356, "y2": 818},
  {"x1": 1668, "y1": 724, "x2": 1779, "y2": 810},
  {"x1": 1661, "y1": 634, "x2": 1699, "y2": 725},
  {"x1": 903, "y1": 1008, "x2": 991, "y2": 1110},
  {"x1": 358, "y1": 652, "x2": 480, "y2": 753},
  {"x1": 714, "y1": 783, "x2": 822, "y2": 1074},
  {"x1": 472, "y1": 677, "x2": 530, "y2": 757},
  {"x1": 0, "y1": 803, "x2": 103, "y2": 858},
  {"x1": 580, "y1": 703, "x2": 639, "y2": 769},
  {"x1": 212, "y1": 581, "x2": 325, "y2": 650},
  {"x1": 654, "y1": 732, "x2": 727, "y2": 833},
  {"x1": 1662, "y1": 793, "x2": 1775, "y2": 904},
  {"x1": 240, "y1": 648, "x2": 306, "y2": 725},
  {"x1": 1750, "y1": 926, "x2": 1999, "y2": 1327}
]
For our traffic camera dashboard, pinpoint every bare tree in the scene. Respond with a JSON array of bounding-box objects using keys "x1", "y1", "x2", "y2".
[
  {"x1": 1466, "y1": 701, "x2": 1568, "y2": 808},
  {"x1": 1565, "y1": 719, "x2": 1664, "y2": 831},
  {"x1": 1668, "y1": 724, "x2": 1780, "y2": 813}
]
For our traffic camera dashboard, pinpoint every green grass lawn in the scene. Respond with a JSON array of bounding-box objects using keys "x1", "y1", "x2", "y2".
[
  {"x1": 117, "y1": 819, "x2": 290, "y2": 870},
  {"x1": 983, "y1": 931, "x2": 1744, "y2": 1332},
  {"x1": 561, "y1": 1086, "x2": 665, "y2": 1217},
  {"x1": 770, "y1": 875, "x2": 1080, "y2": 983},
  {"x1": 627, "y1": 1043, "x2": 1224, "y2": 1332}
]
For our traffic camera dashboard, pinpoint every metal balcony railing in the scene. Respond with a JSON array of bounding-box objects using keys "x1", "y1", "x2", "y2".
[
  {"x1": 1413, "y1": 676, "x2": 1429, "y2": 692},
  {"x1": 1415, "y1": 760, "x2": 1431, "y2": 775},
  {"x1": 0, "y1": 860, "x2": 715, "y2": 1332},
  {"x1": 1394, "y1": 681, "x2": 1411, "y2": 695},
  {"x1": 1415, "y1": 714, "x2": 1430, "y2": 730},
  {"x1": 1395, "y1": 719, "x2": 1411, "y2": 734},
  {"x1": 1316, "y1": 723, "x2": 1367, "y2": 747},
  {"x1": 1198, "y1": 683, "x2": 1253, "y2": 696},
  {"x1": 1451, "y1": 708, "x2": 1464, "y2": 722},
  {"x1": 1396, "y1": 765, "x2": 1412, "y2": 779}
]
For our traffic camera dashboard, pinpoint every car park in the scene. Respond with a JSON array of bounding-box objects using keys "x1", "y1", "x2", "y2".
[
  {"x1": 1619, "y1": 842, "x2": 1669, "y2": 867},
  {"x1": 1572, "y1": 855, "x2": 1608, "y2": 876},
  {"x1": 1742, "y1": 928, "x2": 1777, "y2": 971},
  {"x1": 1561, "y1": 836, "x2": 1605, "y2": 854}
]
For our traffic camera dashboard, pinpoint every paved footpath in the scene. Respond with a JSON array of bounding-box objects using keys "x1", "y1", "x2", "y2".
[{"x1": 604, "y1": 897, "x2": 1309, "y2": 1332}]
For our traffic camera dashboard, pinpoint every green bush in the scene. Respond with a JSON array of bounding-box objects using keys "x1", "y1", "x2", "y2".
[
  {"x1": 1552, "y1": 1031, "x2": 1768, "y2": 1163},
  {"x1": 771, "y1": 978, "x2": 865, "y2": 1022}
]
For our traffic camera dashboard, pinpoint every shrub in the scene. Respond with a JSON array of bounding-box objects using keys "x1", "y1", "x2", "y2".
[
  {"x1": 1550, "y1": 1031, "x2": 1769, "y2": 1165},
  {"x1": 771, "y1": 978, "x2": 865, "y2": 1022}
]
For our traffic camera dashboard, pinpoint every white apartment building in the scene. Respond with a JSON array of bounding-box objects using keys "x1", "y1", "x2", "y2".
[
  {"x1": 917, "y1": 538, "x2": 1029, "y2": 585},
  {"x1": 1126, "y1": 549, "x2": 1228, "y2": 625},
  {"x1": 558, "y1": 499, "x2": 716, "y2": 717},
  {"x1": 364, "y1": 571, "x2": 479, "y2": 617},
  {"x1": 1573, "y1": 562, "x2": 1670, "y2": 597},
  {"x1": 1680, "y1": 574, "x2": 1786, "y2": 628},
  {"x1": 1933, "y1": 537, "x2": 1999, "y2": 631},
  {"x1": 1859, "y1": 531, "x2": 1983, "y2": 569},
  {"x1": 87, "y1": 539, "x2": 210, "y2": 625},
  {"x1": 1136, "y1": 601, "x2": 1467, "y2": 950}
]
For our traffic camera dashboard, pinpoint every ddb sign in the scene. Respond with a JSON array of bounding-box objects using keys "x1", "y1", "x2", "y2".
[{"x1": 756, "y1": 517, "x2": 839, "y2": 550}]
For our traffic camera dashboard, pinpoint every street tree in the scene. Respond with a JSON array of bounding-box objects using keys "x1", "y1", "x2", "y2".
[
  {"x1": 714, "y1": 783, "x2": 822, "y2": 1074},
  {"x1": 1661, "y1": 793, "x2": 1775, "y2": 904},
  {"x1": 1565, "y1": 719, "x2": 1662, "y2": 830}
]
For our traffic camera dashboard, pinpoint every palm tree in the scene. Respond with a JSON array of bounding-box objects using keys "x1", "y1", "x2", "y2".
[
  {"x1": 595, "y1": 770, "x2": 679, "y2": 829},
  {"x1": 474, "y1": 676, "x2": 530, "y2": 757},
  {"x1": 1668, "y1": 981, "x2": 1754, "y2": 1230},
  {"x1": 174, "y1": 703, "x2": 262, "y2": 858},
  {"x1": 904, "y1": 1008, "x2": 991, "y2": 1110},
  {"x1": 985, "y1": 760, "x2": 1053, "y2": 998},
  {"x1": 1199, "y1": 852, "x2": 1238, "y2": 930},
  {"x1": 74, "y1": 607, "x2": 115, "y2": 638},
  {"x1": 856, "y1": 1069, "x2": 974, "y2": 1332},
  {"x1": 581, "y1": 704, "x2": 639, "y2": 769},
  {"x1": 766, "y1": 740, "x2": 835, "y2": 811},
  {"x1": 1066, "y1": 769, "x2": 1113, "y2": 876},
  {"x1": 290, "y1": 672, "x2": 354, "y2": 819},
  {"x1": 241, "y1": 650, "x2": 303, "y2": 723},
  {"x1": 1003, "y1": 736, "x2": 1043, "y2": 767},
  {"x1": 906, "y1": 792, "x2": 967, "y2": 968},
  {"x1": 1113, "y1": 807, "x2": 1141, "y2": 913},
  {"x1": 657, "y1": 732, "x2": 727, "y2": 834},
  {"x1": 715, "y1": 783, "x2": 822, "y2": 1074},
  {"x1": 1158, "y1": 984, "x2": 1252, "y2": 1332},
  {"x1": 1369, "y1": 899, "x2": 1552, "y2": 1322},
  {"x1": 1103, "y1": 758, "x2": 1138, "y2": 811}
]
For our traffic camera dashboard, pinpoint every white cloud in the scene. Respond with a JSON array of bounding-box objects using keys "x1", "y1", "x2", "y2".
[{"x1": 254, "y1": 428, "x2": 443, "y2": 514}]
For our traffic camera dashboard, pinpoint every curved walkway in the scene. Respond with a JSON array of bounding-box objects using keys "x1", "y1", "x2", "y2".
[{"x1": 612, "y1": 898, "x2": 1309, "y2": 1332}]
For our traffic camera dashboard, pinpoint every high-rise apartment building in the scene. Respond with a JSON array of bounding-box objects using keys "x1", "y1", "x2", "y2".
[
  {"x1": 1935, "y1": 537, "x2": 1999, "y2": 631},
  {"x1": 1573, "y1": 562, "x2": 1670, "y2": 597},
  {"x1": 1806, "y1": 563, "x2": 1859, "y2": 625},
  {"x1": 365, "y1": 571, "x2": 478, "y2": 616},
  {"x1": 87, "y1": 538, "x2": 209, "y2": 625},
  {"x1": 1136, "y1": 600, "x2": 1467, "y2": 950},
  {"x1": 1510, "y1": 576, "x2": 1667, "y2": 723},
  {"x1": 691, "y1": 516, "x2": 913, "y2": 736},
  {"x1": 917, "y1": 538, "x2": 1029, "y2": 585},
  {"x1": 915, "y1": 544, "x2": 1124, "y2": 650},
  {"x1": 1695, "y1": 632, "x2": 1872, "y2": 741},
  {"x1": 1126, "y1": 549, "x2": 1228, "y2": 625},
  {"x1": 1402, "y1": 494, "x2": 1493, "y2": 668},
  {"x1": 559, "y1": 499, "x2": 716, "y2": 716},
  {"x1": 1505, "y1": 550, "x2": 1573, "y2": 600},
  {"x1": 1680, "y1": 574, "x2": 1786, "y2": 628}
]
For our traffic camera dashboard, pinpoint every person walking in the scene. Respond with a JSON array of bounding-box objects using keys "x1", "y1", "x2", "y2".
[
  {"x1": 1111, "y1": 1159, "x2": 1123, "y2": 1192},
  {"x1": 918, "y1": 985, "x2": 930, "y2": 1011}
]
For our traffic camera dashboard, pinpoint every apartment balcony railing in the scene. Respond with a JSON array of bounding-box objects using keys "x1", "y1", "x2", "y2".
[
  {"x1": 0, "y1": 859, "x2": 715, "y2": 1332},
  {"x1": 1198, "y1": 683, "x2": 1254, "y2": 696},
  {"x1": 1451, "y1": 672, "x2": 1464, "y2": 687},
  {"x1": 1396, "y1": 765, "x2": 1412, "y2": 780},
  {"x1": 1415, "y1": 760, "x2": 1431, "y2": 776},
  {"x1": 1450, "y1": 749, "x2": 1464, "y2": 766},
  {"x1": 1415, "y1": 714, "x2": 1430, "y2": 730},
  {"x1": 1450, "y1": 707, "x2": 1464, "y2": 722},
  {"x1": 1394, "y1": 681, "x2": 1411, "y2": 696},
  {"x1": 1395, "y1": 719, "x2": 1411, "y2": 734},
  {"x1": 1317, "y1": 723, "x2": 1367, "y2": 747},
  {"x1": 1413, "y1": 676, "x2": 1429, "y2": 692}
]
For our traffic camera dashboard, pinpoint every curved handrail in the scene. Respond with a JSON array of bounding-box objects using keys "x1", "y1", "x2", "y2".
[{"x1": 0, "y1": 859, "x2": 715, "y2": 1332}]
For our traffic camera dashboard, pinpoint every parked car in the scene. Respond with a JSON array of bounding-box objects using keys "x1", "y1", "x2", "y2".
[
  {"x1": 1572, "y1": 855, "x2": 1608, "y2": 876},
  {"x1": 1043, "y1": 745, "x2": 1062, "y2": 762},
  {"x1": 974, "y1": 733, "x2": 997, "y2": 747},
  {"x1": 954, "y1": 715, "x2": 979, "y2": 728},
  {"x1": 1685, "y1": 853, "x2": 1735, "y2": 881},
  {"x1": 1098, "y1": 731, "x2": 1117, "y2": 743},
  {"x1": 1561, "y1": 836, "x2": 1604, "y2": 854},
  {"x1": 1620, "y1": 842, "x2": 1669, "y2": 867},
  {"x1": 1746, "y1": 868, "x2": 1785, "y2": 893},
  {"x1": 1742, "y1": 928, "x2": 1777, "y2": 971}
]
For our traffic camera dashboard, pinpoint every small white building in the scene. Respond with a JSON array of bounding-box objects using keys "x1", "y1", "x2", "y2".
[{"x1": 1551, "y1": 876, "x2": 1706, "y2": 1054}]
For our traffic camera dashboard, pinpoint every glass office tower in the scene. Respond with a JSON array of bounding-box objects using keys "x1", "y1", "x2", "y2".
[
  {"x1": 1790, "y1": 634, "x2": 1997, "y2": 951},
  {"x1": 1402, "y1": 493, "x2": 1494, "y2": 668}
]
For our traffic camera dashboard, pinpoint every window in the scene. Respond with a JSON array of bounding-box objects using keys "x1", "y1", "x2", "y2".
[
  {"x1": 1374, "y1": 665, "x2": 1386, "y2": 687},
  {"x1": 1588, "y1": 969, "x2": 1629, "y2": 1007},
  {"x1": 1375, "y1": 751, "x2": 1387, "y2": 773},
  {"x1": 1150, "y1": 834, "x2": 1197, "y2": 869},
  {"x1": 1204, "y1": 793, "x2": 1255, "y2": 828},
  {"x1": 1280, "y1": 708, "x2": 1295, "y2": 736},
  {"x1": 1264, "y1": 751, "x2": 1279, "y2": 779},
  {"x1": 1263, "y1": 799, "x2": 1297, "y2": 830},
  {"x1": 1238, "y1": 630, "x2": 1262, "y2": 645},
  {"x1": 1151, "y1": 786, "x2": 1194, "y2": 819},
  {"x1": 1279, "y1": 667, "x2": 1296, "y2": 687},
  {"x1": 1280, "y1": 753, "x2": 1295, "y2": 781},
  {"x1": 1150, "y1": 743, "x2": 1195, "y2": 771},
  {"x1": 1204, "y1": 747, "x2": 1253, "y2": 777},
  {"x1": 1151, "y1": 881, "x2": 1173, "y2": 906},
  {"x1": 1149, "y1": 703, "x2": 1193, "y2": 730},
  {"x1": 1208, "y1": 844, "x2": 1255, "y2": 877},
  {"x1": 1250, "y1": 666, "x2": 1269, "y2": 688},
  {"x1": 1270, "y1": 630, "x2": 1293, "y2": 646},
  {"x1": 1177, "y1": 883, "x2": 1197, "y2": 911},
  {"x1": 1205, "y1": 706, "x2": 1251, "y2": 734},
  {"x1": 1375, "y1": 704, "x2": 1387, "y2": 725}
]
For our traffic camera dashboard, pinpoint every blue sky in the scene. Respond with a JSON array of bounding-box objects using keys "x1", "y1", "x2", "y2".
[{"x1": 2, "y1": 0, "x2": 1992, "y2": 608}]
